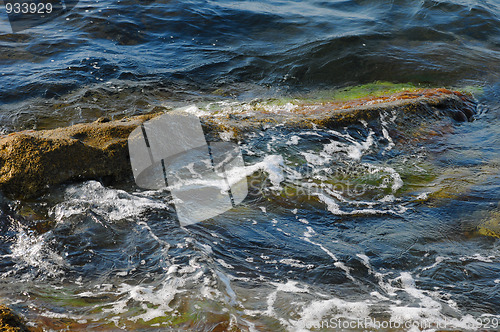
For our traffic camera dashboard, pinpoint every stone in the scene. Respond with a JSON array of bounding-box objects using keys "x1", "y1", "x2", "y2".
[
  {"x1": 0, "y1": 113, "x2": 158, "y2": 199},
  {"x1": 0, "y1": 89, "x2": 475, "y2": 199},
  {"x1": 202, "y1": 88, "x2": 476, "y2": 138},
  {"x1": 0, "y1": 305, "x2": 30, "y2": 332}
]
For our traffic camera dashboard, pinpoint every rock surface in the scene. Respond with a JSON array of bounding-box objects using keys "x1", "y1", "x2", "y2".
[
  {"x1": 0, "y1": 89, "x2": 475, "y2": 199},
  {"x1": 0, "y1": 114, "x2": 158, "y2": 199},
  {"x1": 0, "y1": 305, "x2": 30, "y2": 332},
  {"x1": 202, "y1": 88, "x2": 475, "y2": 137}
]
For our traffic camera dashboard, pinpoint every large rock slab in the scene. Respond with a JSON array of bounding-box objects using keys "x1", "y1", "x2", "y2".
[
  {"x1": 202, "y1": 88, "x2": 475, "y2": 137},
  {"x1": 0, "y1": 89, "x2": 475, "y2": 199},
  {"x1": 0, "y1": 114, "x2": 157, "y2": 199}
]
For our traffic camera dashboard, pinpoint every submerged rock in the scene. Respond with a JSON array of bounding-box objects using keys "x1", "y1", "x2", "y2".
[
  {"x1": 0, "y1": 88, "x2": 475, "y2": 199},
  {"x1": 0, "y1": 305, "x2": 30, "y2": 332},
  {"x1": 202, "y1": 88, "x2": 475, "y2": 138},
  {"x1": 477, "y1": 211, "x2": 500, "y2": 239}
]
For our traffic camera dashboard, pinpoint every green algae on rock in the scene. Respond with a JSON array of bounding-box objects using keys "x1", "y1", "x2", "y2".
[
  {"x1": 201, "y1": 88, "x2": 475, "y2": 139},
  {"x1": 0, "y1": 88, "x2": 475, "y2": 199}
]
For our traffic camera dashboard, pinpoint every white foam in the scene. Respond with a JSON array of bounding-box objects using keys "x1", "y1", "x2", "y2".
[
  {"x1": 302, "y1": 233, "x2": 355, "y2": 282},
  {"x1": 385, "y1": 167, "x2": 404, "y2": 192},
  {"x1": 315, "y1": 192, "x2": 343, "y2": 215},
  {"x1": 179, "y1": 105, "x2": 208, "y2": 117},
  {"x1": 266, "y1": 136, "x2": 277, "y2": 152},
  {"x1": 389, "y1": 272, "x2": 456, "y2": 328},
  {"x1": 380, "y1": 112, "x2": 396, "y2": 152},
  {"x1": 398, "y1": 272, "x2": 442, "y2": 310},
  {"x1": 347, "y1": 131, "x2": 375, "y2": 160},
  {"x1": 287, "y1": 135, "x2": 301, "y2": 145},
  {"x1": 381, "y1": 127, "x2": 395, "y2": 151},
  {"x1": 365, "y1": 164, "x2": 403, "y2": 193},
  {"x1": 303, "y1": 226, "x2": 315, "y2": 238},
  {"x1": 219, "y1": 130, "x2": 234, "y2": 141},
  {"x1": 415, "y1": 192, "x2": 429, "y2": 200},
  {"x1": 216, "y1": 258, "x2": 234, "y2": 269},
  {"x1": 100, "y1": 256, "x2": 213, "y2": 325},
  {"x1": 322, "y1": 129, "x2": 376, "y2": 161},
  {"x1": 460, "y1": 253, "x2": 495, "y2": 263},
  {"x1": 137, "y1": 221, "x2": 171, "y2": 250},
  {"x1": 279, "y1": 259, "x2": 314, "y2": 269},
  {"x1": 370, "y1": 291, "x2": 390, "y2": 300},
  {"x1": 272, "y1": 280, "x2": 309, "y2": 293},
  {"x1": 421, "y1": 256, "x2": 446, "y2": 272},
  {"x1": 294, "y1": 297, "x2": 370, "y2": 331},
  {"x1": 244, "y1": 155, "x2": 285, "y2": 189},
  {"x1": 259, "y1": 101, "x2": 298, "y2": 114},
  {"x1": 52, "y1": 181, "x2": 169, "y2": 222},
  {"x1": 39, "y1": 310, "x2": 86, "y2": 321},
  {"x1": 379, "y1": 194, "x2": 395, "y2": 202},
  {"x1": 8, "y1": 229, "x2": 67, "y2": 278},
  {"x1": 315, "y1": 192, "x2": 400, "y2": 216},
  {"x1": 356, "y1": 254, "x2": 397, "y2": 296},
  {"x1": 262, "y1": 280, "x2": 309, "y2": 323},
  {"x1": 301, "y1": 151, "x2": 330, "y2": 166}
]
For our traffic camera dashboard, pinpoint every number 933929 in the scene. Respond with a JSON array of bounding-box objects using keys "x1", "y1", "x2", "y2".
[{"x1": 5, "y1": 2, "x2": 53, "y2": 15}]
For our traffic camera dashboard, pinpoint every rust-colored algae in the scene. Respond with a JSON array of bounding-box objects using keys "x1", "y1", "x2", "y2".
[
  {"x1": 276, "y1": 88, "x2": 467, "y2": 115},
  {"x1": 0, "y1": 305, "x2": 31, "y2": 332}
]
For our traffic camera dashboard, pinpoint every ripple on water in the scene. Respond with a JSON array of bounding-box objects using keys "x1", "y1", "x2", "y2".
[{"x1": 1, "y1": 0, "x2": 500, "y2": 329}]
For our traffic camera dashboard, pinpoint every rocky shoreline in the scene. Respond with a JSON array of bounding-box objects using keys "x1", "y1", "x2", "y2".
[
  {"x1": 0, "y1": 89, "x2": 475, "y2": 200},
  {"x1": 0, "y1": 88, "x2": 484, "y2": 328},
  {"x1": 202, "y1": 88, "x2": 475, "y2": 136}
]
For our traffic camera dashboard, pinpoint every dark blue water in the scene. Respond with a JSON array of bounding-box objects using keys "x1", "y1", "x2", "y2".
[
  {"x1": 0, "y1": 0, "x2": 500, "y2": 331},
  {"x1": 1, "y1": 0, "x2": 500, "y2": 130}
]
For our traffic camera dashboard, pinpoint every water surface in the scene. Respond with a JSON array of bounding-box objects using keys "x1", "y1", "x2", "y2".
[{"x1": 0, "y1": 0, "x2": 499, "y2": 331}]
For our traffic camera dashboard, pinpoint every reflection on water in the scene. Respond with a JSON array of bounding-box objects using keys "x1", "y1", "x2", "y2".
[{"x1": 1, "y1": 0, "x2": 500, "y2": 131}]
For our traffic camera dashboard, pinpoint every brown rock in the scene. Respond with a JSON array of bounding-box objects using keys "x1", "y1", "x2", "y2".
[
  {"x1": 0, "y1": 113, "x2": 158, "y2": 199},
  {"x1": 202, "y1": 88, "x2": 475, "y2": 137},
  {"x1": 0, "y1": 89, "x2": 475, "y2": 199}
]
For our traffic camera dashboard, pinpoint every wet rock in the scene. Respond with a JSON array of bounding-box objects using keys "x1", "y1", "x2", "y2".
[
  {"x1": 0, "y1": 113, "x2": 158, "y2": 199},
  {"x1": 201, "y1": 88, "x2": 475, "y2": 139},
  {"x1": 476, "y1": 211, "x2": 500, "y2": 239},
  {"x1": 0, "y1": 89, "x2": 475, "y2": 199},
  {"x1": 0, "y1": 305, "x2": 30, "y2": 332}
]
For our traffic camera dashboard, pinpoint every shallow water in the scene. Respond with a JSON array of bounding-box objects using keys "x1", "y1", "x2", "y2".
[{"x1": 0, "y1": 0, "x2": 500, "y2": 331}]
